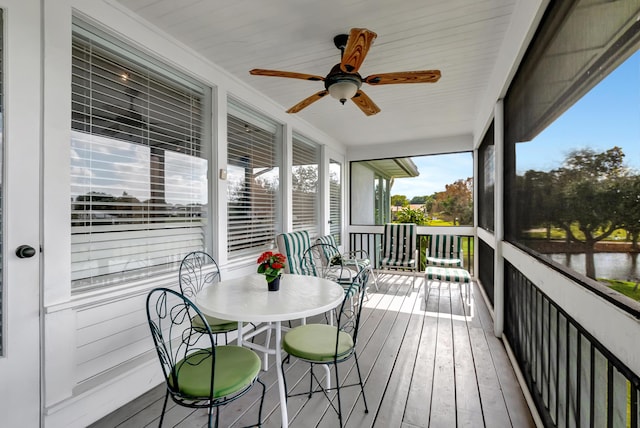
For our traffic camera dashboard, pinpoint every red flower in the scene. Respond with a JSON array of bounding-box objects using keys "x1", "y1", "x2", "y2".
[
  {"x1": 257, "y1": 251, "x2": 272, "y2": 264},
  {"x1": 257, "y1": 251, "x2": 287, "y2": 282}
]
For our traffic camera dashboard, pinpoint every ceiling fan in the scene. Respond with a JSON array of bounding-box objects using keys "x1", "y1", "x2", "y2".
[{"x1": 249, "y1": 28, "x2": 441, "y2": 116}]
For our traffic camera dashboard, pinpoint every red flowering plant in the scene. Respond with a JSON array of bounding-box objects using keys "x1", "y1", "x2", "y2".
[{"x1": 257, "y1": 251, "x2": 287, "y2": 283}]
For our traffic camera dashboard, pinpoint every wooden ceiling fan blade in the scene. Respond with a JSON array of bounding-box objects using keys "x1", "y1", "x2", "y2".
[
  {"x1": 340, "y1": 28, "x2": 377, "y2": 73},
  {"x1": 250, "y1": 69, "x2": 325, "y2": 81},
  {"x1": 364, "y1": 70, "x2": 441, "y2": 85},
  {"x1": 351, "y1": 90, "x2": 381, "y2": 116},
  {"x1": 286, "y1": 90, "x2": 328, "y2": 113}
]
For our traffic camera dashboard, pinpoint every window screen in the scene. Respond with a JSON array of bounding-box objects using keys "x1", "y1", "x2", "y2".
[
  {"x1": 504, "y1": 0, "x2": 640, "y2": 306},
  {"x1": 71, "y1": 22, "x2": 209, "y2": 290},
  {"x1": 478, "y1": 121, "x2": 495, "y2": 232}
]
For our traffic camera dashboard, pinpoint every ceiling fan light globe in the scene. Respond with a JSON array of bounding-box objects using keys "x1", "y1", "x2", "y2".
[{"x1": 328, "y1": 80, "x2": 359, "y2": 103}]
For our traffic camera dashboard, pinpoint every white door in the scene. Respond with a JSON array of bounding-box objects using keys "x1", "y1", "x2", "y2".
[{"x1": 0, "y1": 0, "x2": 42, "y2": 426}]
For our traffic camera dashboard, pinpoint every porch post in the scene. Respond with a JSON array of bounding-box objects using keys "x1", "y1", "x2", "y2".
[
  {"x1": 282, "y1": 124, "x2": 293, "y2": 233},
  {"x1": 493, "y1": 99, "x2": 505, "y2": 337}
]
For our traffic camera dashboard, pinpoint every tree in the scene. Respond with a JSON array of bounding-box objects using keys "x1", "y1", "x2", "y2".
[
  {"x1": 391, "y1": 194, "x2": 409, "y2": 208},
  {"x1": 434, "y1": 178, "x2": 473, "y2": 225},
  {"x1": 519, "y1": 169, "x2": 560, "y2": 240},
  {"x1": 619, "y1": 174, "x2": 640, "y2": 251},
  {"x1": 410, "y1": 195, "x2": 427, "y2": 204},
  {"x1": 423, "y1": 195, "x2": 435, "y2": 214},
  {"x1": 550, "y1": 147, "x2": 628, "y2": 279}
]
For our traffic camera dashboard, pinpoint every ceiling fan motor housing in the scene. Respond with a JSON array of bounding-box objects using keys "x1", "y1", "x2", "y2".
[{"x1": 325, "y1": 64, "x2": 362, "y2": 104}]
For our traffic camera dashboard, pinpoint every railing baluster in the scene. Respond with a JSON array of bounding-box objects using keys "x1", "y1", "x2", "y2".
[{"x1": 503, "y1": 263, "x2": 640, "y2": 428}]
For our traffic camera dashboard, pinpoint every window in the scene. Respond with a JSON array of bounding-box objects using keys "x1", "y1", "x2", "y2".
[
  {"x1": 329, "y1": 160, "x2": 342, "y2": 245},
  {"x1": 227, "y1": 103, "x2": 282, "y2": 260},
  {"x1": 71, "y1": 22, "x2": 210, "y2": 290},
  {"x1": 292, "y1": 134, "x2": 319, "y2": 238},
  {"x1": 505, "y1": 0, "x2": 640, "y2": 305},
  {"x1": 374, "y1": 173, "x2": 390, "y2": 224},
  {"x1": 350, "y1": 153, "x2": 473, "y2": 226}
]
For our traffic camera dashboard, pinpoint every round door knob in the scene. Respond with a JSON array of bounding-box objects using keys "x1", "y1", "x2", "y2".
[{"x1": 16, "y1": 245, "x2": 36, "y2": 258}]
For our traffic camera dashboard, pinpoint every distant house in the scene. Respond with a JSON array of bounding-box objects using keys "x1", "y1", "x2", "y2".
[{"x1": 351, "y1": 158, "x2": 419, "y2": 224}]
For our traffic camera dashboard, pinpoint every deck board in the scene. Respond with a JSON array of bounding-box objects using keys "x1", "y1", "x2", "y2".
[
  {"x1": 429, "y1": 285, "x2": 457, "y2": 428},
  {"x1": 451, "y1": 285, "x2": 484, "y2": 428},
  {"x1": 89, "y1": 273, "x2": 535, "y2": 428}
]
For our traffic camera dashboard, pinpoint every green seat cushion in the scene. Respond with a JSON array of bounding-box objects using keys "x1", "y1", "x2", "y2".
[
  {"x1": 192, "y1": 314, "x2": 239, "y2": 333},
  {"x1": 171, "y1": 346, "x2": 261, "y2": 399},
  {"x1": 282, "y1": 324, "x2": 354, "y2": 362}
]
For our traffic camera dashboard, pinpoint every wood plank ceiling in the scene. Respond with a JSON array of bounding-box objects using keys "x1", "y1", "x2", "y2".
[{"x1": 115, "y1": 0, "x2": 518, "y2": 146}]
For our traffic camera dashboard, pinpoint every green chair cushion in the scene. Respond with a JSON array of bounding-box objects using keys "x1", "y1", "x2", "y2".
[
  {"x1": 282, "y1": 324, "x2": 354, "y2": 362},
  {"x1": 192, "y1": 314, "x2": 239, "y2": 333},
  {"x1": 171, "y1": 346, "x2": 261, "y2": 399}
]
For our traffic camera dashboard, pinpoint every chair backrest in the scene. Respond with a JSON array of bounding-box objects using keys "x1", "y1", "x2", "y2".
[
  {"x1": 381, "y1": 223, "x2": 417, "y2": 263},
  {"x1": 146, "y1": 287, "x2": 216, "y2": 401},
  {"x1": 276, "y1": 231, "x2": 312, "y2": 274},
  {"x1": 179, "y1": 251, "x2": 221, "y2": 299},
  {"x1": 301, "y1": 242, "x2": 346, "y2": 280},
  {"x1": 428, "y1": 235, "x2": 462, "y2": 259},
  {"x1": 316, "y1": 235, "x2": 341, "y2": 265},
  {"x1": 335, "y1": 265, "x2": 370, "y2": 352}
]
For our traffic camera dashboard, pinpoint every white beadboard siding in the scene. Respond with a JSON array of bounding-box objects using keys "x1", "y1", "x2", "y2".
[{"x1": 75, "y1": 302, "x2": 150, "y2": 383}]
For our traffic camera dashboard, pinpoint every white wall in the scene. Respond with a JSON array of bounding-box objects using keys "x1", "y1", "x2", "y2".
[
  {"x1": 350, "y1": 163, "x2": 375, "y2": 225},
  {"x1": 39, "y1": 1, "x2": 347, "y2": 426}
]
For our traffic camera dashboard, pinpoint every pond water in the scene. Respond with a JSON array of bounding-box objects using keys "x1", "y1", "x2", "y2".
[{"x1": 549, "y1": 253, "x2": 640, "y2": 281}]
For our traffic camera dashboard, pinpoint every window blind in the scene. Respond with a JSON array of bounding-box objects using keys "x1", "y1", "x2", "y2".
[
  {"x1": 292, "y1": 135, "x2": 319, "y2": 238},
  {"x1": 227, "y1": 108, "x2": 281, "y2": 260},
  {"x1": 71, "y1": 24, "x2": 209, "y2": 290},
  {"x1": 329, "y1": 160, "x2": 342, "y2": 245}
]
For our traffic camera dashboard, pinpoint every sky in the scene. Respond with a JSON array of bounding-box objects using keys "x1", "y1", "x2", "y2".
[
  {"x1": 391, "y1": 152, "x2": 473, "y2": 199},
  {"x1": 392, "y1": 49, "x2": 640, "y2": 199},
  {"x1": 517, "y1": 49, "x2": 640, "y2": 174}
]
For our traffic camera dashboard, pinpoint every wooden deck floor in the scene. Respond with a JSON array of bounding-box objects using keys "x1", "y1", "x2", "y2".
[{"x1": 90, "y1": 273, "x2": 535, "y2": 428}]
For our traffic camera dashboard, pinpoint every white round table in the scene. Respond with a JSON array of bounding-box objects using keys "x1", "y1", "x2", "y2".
[{"x1": 195, "y1": 273, "x2": 344, "y2": 428}]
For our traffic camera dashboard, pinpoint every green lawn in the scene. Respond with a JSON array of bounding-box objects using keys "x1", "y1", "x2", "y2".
[
  {"x1": 427, "y1": 219, "x2": 453, "y2": 227},
  {"x1": 600, "y1": 279, "x2": 640, "y2": 301},
  {"x1": 523, "y1": 226, "x2": 628, "y2": 241}
]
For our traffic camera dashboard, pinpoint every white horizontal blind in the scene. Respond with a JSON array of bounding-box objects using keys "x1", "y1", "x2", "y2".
[
  {"x1": 329, "y1": 160, "x2": 342, "y2": 245},
  {"x1": 71, "y1": 25, "x2": 208, "y2": 290},
  {"x1": 227, "y1": 109, "x2": 281, "y2": 260},
  {"x1": 292, "y1": 135, "x2": 319, "y2": 238}
]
